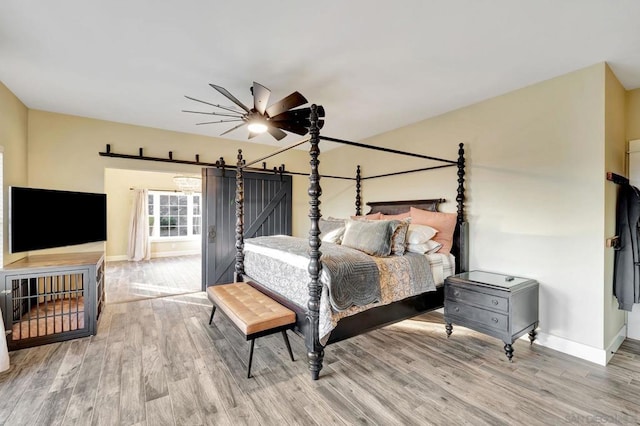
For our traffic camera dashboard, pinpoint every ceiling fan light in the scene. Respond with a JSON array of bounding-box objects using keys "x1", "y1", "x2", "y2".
[{"x1": 247, "y1": 121, "x2": 268, "y2": 134}]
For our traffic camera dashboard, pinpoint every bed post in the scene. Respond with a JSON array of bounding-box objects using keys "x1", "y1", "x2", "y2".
[
  {"x1": 456, "y1": 143, "x2": 469, "y2": 273},
  {"x1": 306, "y1": 104, "x2": 325, "y2": 380},
  {"x1": 355, "y1": 165, "x2": 362, "y2": 216},
  {"x1": 235, "y1": 149, "x2": 245, "y2": 282}
]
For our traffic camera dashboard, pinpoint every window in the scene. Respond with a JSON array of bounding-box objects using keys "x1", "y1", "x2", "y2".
[{"x1": 148, "y1": 191, "x2": 201, "y2": 239}]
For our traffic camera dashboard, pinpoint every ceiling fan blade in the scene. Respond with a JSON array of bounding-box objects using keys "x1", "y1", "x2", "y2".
[
  {"x1": 271, "y1": 120, "x2": 310, "y2": 136},
  {"x1": 265, "y1": 92, "x2": 308, "y2": 118},
  {"x1": 209, "y1": 84, "x2": 251, "y2": 113},
  {"x1": 266, "y1": 127, "x2": 287, "y2": 141},
  {"x1": 220, "y1": 122, "x2": 248, "y2": 136},
  {"x1": 269, "y1": 107, "x2": 312, "y2": 122},
  {"x1": 196, "y1": 119, "x2": 244, "y2": 125},
  {"x1": 182, "y1": 110, "x2": 244, "y2": 118},
  {"x1": 252, "y1": 82, "x2": 271, "y2": 115},
  {"x1": 184, "y1": 96, "x2": 245, "y2": 114}
]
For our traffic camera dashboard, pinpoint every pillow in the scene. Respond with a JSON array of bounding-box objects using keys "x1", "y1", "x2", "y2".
[
  {"x1": 406, "y1": 224, "x2": 438, "y2": 245},
  {"x1": 321, "y1": 226, "x2": 345, "y2": 244},
  {"x1": 319, "y1": 217, "x2": 345, "y2": 235},
  {"x1": 390, "y1": 218, "x2": 411, "y2": 255},
  {"x1": 341, "y1": 219, "x2": 399, "y2": 256},
  {"x1": 407, "y1": 240, "x2": 443, "y2": 254},
  {"x1": 351, "y1": 212, "x2": 382, "y2": 220},
  {"x1": 381, "y1": 211, "x2": 411, "y2": 220},
  {"x1": 410, "y1": 207, "x2": 457, "y2": 254}
]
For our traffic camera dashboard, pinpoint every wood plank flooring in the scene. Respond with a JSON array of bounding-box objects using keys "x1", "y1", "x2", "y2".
[
  {"x1": 1, "y1": 256, "x2": 640, "y2": 425},
  {"x1": 105, "y1": 255, "x2": 201, "y2": 304}
]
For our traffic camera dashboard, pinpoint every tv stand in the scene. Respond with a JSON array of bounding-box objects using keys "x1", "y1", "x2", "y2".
[{"x1": 0, "y1": 251, "x2": 105, "y2": 350}]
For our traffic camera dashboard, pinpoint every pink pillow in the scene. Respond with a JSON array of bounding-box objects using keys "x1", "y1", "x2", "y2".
[
  {"x1": 409, "y1": 207, "x2": 457, "y2": 254},
  {"x1": 351, "y1": 212, "x2": 382, "y2": 220},
  {"x1": 381, "y1": 211, "x2": 411, "y2": 220}
]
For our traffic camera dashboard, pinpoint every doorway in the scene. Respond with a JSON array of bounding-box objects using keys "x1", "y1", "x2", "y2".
[{"x1": 104, "y1": 168, "x2": 202, "y2": 303}]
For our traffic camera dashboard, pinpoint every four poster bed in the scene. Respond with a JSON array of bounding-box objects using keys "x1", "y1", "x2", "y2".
[{"x1": 233, "y1": 105, "x2": 468, "y2": 380}]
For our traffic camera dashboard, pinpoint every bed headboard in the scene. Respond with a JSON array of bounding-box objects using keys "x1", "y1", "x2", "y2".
[
  {"x1": 366, "y1": 198, "x2": 446, "y2": 215},
  {"x1": 366, "y1": 198, "x2": 468, "y2": 273}
]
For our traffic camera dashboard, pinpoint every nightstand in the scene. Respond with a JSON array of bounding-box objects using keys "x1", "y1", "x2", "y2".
[{"x1": 444, "y1": 270, "x2": 539, "y2": 361}]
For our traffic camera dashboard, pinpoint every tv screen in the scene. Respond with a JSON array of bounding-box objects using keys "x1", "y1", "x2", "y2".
[{"x1": 9, "y1": 186, "x2": 107, "y2": 253}]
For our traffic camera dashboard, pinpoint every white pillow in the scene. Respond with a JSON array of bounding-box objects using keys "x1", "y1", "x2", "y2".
[
  {"x1": 321, "y1": 226, "x2": 345, "y2": 244},
  {"x1": 406, "y1": 224, "x2": 438, "y2": 245},
  {"x1": 407, "y1": 240, "x2": 442, "y2": 254}
]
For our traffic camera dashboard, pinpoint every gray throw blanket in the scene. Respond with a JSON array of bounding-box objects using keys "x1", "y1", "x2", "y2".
[{"x1": 246, "y1": 236, "x2": 381, "y2": 311}]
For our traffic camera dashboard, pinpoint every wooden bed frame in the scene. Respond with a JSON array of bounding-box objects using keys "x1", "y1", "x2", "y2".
[{"x1": 234, "y1": 104, "x2": 468, "y2": 380}]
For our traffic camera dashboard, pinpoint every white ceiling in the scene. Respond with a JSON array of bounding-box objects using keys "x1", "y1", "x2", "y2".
[{"x1": 1, "y1": 1, "x2": 640, "y2": 147}]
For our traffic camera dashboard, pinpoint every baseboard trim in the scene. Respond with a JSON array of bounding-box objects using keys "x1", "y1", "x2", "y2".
[
  {"x1": 535, "y1": 329, "x2": 626, "y2": 366},
  {"x1": 606, "y1": 325, "x2": 627, "y2": 364},
  {"x1": 106, "y1": 255, "x2": 128, "y2": 262},
  {"x1": 152, "y1": 250, "x2": 200, "y2": 258}
]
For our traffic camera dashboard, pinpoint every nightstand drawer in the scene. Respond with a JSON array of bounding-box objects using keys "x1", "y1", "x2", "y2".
[
  {"x1": 445, "y1": 285, "x2": 508, "y2": 313},
  {"x1": 445, "y1": 301, "x2": 509, "y2": 332}
]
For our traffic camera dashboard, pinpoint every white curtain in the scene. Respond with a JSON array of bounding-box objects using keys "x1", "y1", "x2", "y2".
[
  {"x1": 0, "y1": 308, "x2": 9, "y2": 372},
  {"x1": 127, "y1": 188, "x2": 151, "y2": 261}
]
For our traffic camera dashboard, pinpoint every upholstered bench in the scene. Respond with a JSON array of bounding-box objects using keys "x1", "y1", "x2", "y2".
[{"x1": 206, "y1": 282, "x2": 296, "y2": 378}]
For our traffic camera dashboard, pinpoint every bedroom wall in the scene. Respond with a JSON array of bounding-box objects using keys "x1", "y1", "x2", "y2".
[
  {"x1": 603, "y1": 64, "x2": 627, "y2": 357},
  {"x1": 628, "y1": 88, "x2": 640, "y2": 141},
  {"x1": 0, "y1": 81, "x2": 29, "y2": 266},
  {"x1": 321, "y1": 62, "x2": 615, "y2": 363},
  {"x1": 25, "y1": 110, "x2": 311, "y2": 257}
]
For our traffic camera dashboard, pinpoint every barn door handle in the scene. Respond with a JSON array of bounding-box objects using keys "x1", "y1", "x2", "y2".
[{"x1": 208, "y1": 226, "x2": 216, "y2": 243}]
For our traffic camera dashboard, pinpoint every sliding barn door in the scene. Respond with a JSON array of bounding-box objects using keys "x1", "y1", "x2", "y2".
[{"x1": 201, "y1": 168, "x2": 292, "y2": 288}]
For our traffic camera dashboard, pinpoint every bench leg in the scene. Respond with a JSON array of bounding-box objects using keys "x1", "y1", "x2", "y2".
[
  {"x1": 282, "y1": 330, "x2": 295, "y2": 362},
  {"x1": 208, "y1": 305, "x2": 216, "y2": 325},
  {"x1": 247, "y1": 339, "x2": 255, "y2": 379}
]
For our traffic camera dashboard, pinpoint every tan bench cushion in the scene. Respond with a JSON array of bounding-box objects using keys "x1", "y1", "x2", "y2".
[{"x1": 207, "y1": 283, "x2": 295, "y2": 335}]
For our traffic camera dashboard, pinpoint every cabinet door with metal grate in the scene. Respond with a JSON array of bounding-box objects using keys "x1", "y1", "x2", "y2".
[{"x1": 0, "y1": 252, "x2": 102, "y2": 350}]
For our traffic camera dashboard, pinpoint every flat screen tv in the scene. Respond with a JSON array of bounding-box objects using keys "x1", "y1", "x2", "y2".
[{"x1": 9, "y1": 186, "x2": 107, "y2": 253}]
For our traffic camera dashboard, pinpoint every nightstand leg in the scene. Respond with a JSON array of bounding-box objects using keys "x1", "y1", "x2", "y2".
[
  {"x1": 504, "y1": 343, "x2": 514, "y2": 362},
  {"x1": 445, "y1": 322, "x2": 452, "y2": 338},
  {"x1": 528, "y1": 328, "x2": 537, "y2": 345}
]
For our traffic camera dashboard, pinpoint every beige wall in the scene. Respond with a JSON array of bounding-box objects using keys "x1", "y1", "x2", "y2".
[
  {"x1": 26, "y1": 110, "x2": 311, "y2": 258},
  {"x1": 604, "y1": 64, "x2": 627, "y2": 353},
  {"x1": 627, "y1": 88, "x2": 640, "y2": 141},
  {"x1": 322, "y1": 63, "x2": 613, "y2": 359},
  {"x1": 0, "y1": 81, "x2": 28, "y2": 265}
]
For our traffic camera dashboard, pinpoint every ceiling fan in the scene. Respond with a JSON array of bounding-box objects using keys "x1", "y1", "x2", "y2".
[{"x1": 183, "y1": 82, "x2": 325, "y2": 141}]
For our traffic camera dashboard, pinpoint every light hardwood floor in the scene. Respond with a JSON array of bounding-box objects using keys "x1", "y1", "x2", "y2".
[
  {"x1": 1, "y1": 258, "x2": 640, "y2": 425},
  {"x1": 105, "y1": 255, "x2": 201, "y2": 304}
]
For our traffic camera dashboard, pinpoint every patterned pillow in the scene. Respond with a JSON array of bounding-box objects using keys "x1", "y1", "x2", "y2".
[
  {"x1": 341, "y1": 219, "x2": 399, "y2": 256},
  {"x1": 390, "y1": 218, "x2": 411, "y2": 255}
]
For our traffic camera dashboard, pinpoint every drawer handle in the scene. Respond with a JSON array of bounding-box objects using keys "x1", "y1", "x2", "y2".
[
  {"x1": 492, "y1": 317, "x2": 499, "y2": 323},
  {"x1": 453, "y1": 290, "x2": 460, "y2": 297},
  {"x1": 492, "y1": 299, "x2": 499, "y2": 305},
  {"x1": 454, "y1": 307, "x2": 460, "y2": 313}
]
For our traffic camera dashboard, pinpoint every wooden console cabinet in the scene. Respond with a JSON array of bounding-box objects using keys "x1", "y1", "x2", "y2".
[{"x1": 0, "y1": 251, "x2": 105, "y2": 350}]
